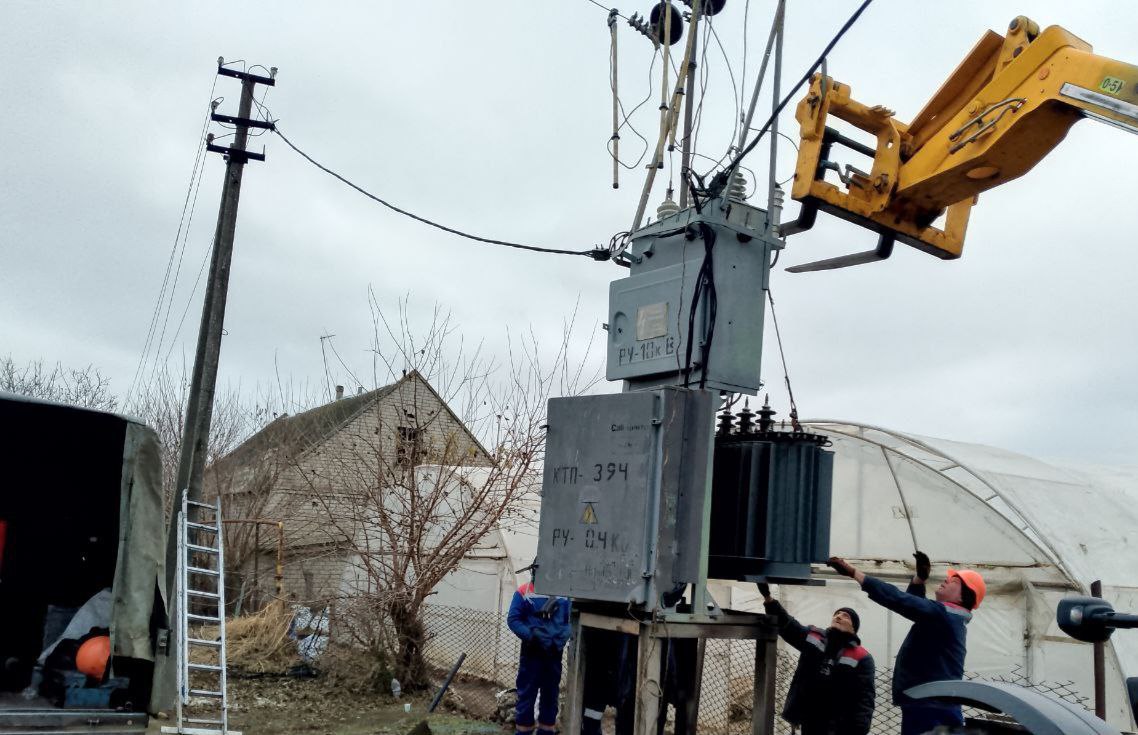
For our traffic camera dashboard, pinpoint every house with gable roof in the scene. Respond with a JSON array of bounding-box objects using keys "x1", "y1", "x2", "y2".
[{"x1": 206, "y1": 370, "x2": 493, "y2": 608}]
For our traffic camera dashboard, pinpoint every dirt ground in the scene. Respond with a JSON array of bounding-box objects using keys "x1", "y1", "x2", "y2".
[
  {"x1": 174, "y1": 604, "x2": 509, "y2": 735},
  {"x1": 173, "y1": 672, "x2": 508, "y2": 735}
]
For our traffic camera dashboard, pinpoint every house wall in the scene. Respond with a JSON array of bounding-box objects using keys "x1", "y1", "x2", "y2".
[
  {"x1": 219, "y1": 374, "x2": 491, "y2": 609},
  {"x1": 232, "y1": 546, "x2": 347, "y2": 609}
]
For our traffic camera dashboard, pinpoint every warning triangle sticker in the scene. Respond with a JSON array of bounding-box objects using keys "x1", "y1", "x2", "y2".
[{"x1": 581, "y1": 502, "x2": 598, "y2": 524}]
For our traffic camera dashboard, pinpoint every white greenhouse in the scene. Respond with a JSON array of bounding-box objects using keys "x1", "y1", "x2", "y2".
[
  {"x1": 395, "y1": 427, "x2": 1138, "y2": 732},
  {"x1": 706, "y1": 421, "x2": 1138, "y2": 732}
]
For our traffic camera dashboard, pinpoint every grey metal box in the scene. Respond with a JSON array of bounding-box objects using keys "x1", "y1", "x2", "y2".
[
  {"x1": 534, "y1": 388, "x2": 714, "y2": 606},
  {"x1": 605, "y1": 202, "x2": 780, "y2": 395}
]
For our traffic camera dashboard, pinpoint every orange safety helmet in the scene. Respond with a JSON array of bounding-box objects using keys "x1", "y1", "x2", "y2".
[
  {"x1": 76, "y1": 635, "x2": 111, "y2": 679},
  {"x1": 948, "y1": 569, "x2": 986, "y2": 609}
]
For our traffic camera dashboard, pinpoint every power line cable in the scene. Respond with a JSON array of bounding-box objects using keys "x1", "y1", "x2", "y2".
[
  {"x1": 326, "y1": 335, "x2": 364, "y2": 390},
  {"x1": 706, "y1": 18, "x2": 741, "y2": 151},
  {"x1": 688, "y1": 22, "x2": 714, "y2": 165},
  {"x1": 582, "y1": 0, "x2": 630, "y2": 22},
  {"x1": 678, "y1": 21, "x2": 705, "y2": 163},
  {"x1": 146, "y1": 128, "x2": 212, "y2": 388},
  {"x1": 775, "y1": 130, "x2": 799, "y2": 186},
  {"x1": 688, "y1": 150, "x2": 758, "y2": 196},
  {"x1": 766, "y1": 288, "x2": 801, "y2": 430},
  {"x1": 608, "y1": 46, "x2": 658, "y2": 170},
  {"x1": 740, "y1": 0, "x2": 752, "y2": 119},
  {"x1": 126, "y1": 75, "x2": 218, "y2": 403},
  {"x1": 249, "y1": 82, "x2": 276, "y2": 138},
  {"x1": 163, "y1": 239, "x2": 213, "y2": 364},
  {"x1": 713, "y1": 0, "x2": 874, "y2": 188},
  {"x1": 274, "y1": 128, "x2": 608, "y2": 259}
]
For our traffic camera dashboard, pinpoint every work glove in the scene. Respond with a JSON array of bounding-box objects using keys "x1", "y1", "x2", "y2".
[
  {"x1": 827, "y1": 557, "x2": 857, "y2": 579},
  {"x1": 913, "y1": 551, "x2": 931, "y2": 582}
]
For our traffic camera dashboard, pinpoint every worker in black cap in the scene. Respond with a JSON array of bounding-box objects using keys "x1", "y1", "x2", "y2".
[{"x1": 758, "y1": 584, "x2": 876, "y2": 735}]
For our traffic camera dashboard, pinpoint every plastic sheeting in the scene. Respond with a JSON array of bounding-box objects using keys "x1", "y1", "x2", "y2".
[
  {"x1": 113, "y1": 421, "x2": 167, "y2": 662},
  {"x1": 719, "y1": 421, "x2": 1138, "y2": 731},
  {"x1": 39, "y1": 588, "x2": 113, "y2": 664}
]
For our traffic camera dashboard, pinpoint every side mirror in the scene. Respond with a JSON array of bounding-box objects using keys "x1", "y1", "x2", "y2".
[{"x1": 1057, "y1": 596, "x2": 1117, "y2": 642}]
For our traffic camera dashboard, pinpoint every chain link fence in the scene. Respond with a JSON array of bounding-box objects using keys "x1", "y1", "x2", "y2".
[
  {"x1": 421, "y1": 605, "x2": 1090, "y2": 734},
  {"x1": 422, "y1": 604, "x2": 526, "y2": 722}
]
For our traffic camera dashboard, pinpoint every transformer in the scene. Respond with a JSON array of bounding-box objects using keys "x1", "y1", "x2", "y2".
[{"x1": 707, "y1": 403, "x2": 834, "y2": 582}]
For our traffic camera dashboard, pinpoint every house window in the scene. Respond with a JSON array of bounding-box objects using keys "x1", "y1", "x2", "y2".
[{"x1": 396, "y1": 426, "x2": 423, "y2": 469}]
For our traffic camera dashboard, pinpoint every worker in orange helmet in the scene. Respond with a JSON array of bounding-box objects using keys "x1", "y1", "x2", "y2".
[{"x1": 828, "y1": 552, "x2": 986, "y2": 735}]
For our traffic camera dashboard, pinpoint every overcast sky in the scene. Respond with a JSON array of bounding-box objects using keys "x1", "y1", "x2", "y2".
[{"x1": 2, "y1": 1, "x2": 1136, "y2": 466}]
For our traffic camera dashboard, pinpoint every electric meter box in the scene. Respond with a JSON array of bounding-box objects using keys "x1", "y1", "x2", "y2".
[
  {"x1": 534, "y1": 388, "x2": 714, "y2": 606},
  {"x1": 606, "y1": 202, "x2": 781, "y2": 395}
]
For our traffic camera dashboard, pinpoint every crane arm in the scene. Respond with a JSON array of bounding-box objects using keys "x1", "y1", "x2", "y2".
[{"x1": 786, "y1": 16, "x2": 1138, "y2": 263}]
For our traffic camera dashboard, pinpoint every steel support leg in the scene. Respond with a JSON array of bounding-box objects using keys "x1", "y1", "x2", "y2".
[
  {"x1": 634, "y1": 624, "x2": 662, "y2": 735},
  {"x1": 564, "y1": 613, "x2": 585, "y2": 735},
  {"x1": 752, "y1": 635, "x2": 778, "y2": 735}
]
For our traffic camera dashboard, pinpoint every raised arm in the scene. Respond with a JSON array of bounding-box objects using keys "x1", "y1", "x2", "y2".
[
  {"x1": 829, "y1": 557, "x2": 942, "y2": 623},
  {"x1": 757, "y1": 583, "x2": 812, "y2": 652}
]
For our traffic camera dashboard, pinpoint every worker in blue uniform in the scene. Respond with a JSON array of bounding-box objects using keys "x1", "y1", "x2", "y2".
[{"x1": 508, "y1": 579, "x2": 571, "y2": 735}]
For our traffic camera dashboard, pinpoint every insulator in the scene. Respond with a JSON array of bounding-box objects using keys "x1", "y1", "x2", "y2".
[
  {"x1": 648, "y1": 2, "x2": 685, "y2": 46},
  {"x1": 736, "y1": 400, "x2": 755, "y2": 434},
  {"x1": 656, "y1": 191, "x2": 680, "y2": 219},
  {"x1": 627, "y1": 13, "x2": 657, "y2": 45},
  {"x1": 770, "y1": 184, "x2": 785, "y2": 226},
  {"x1": 716, "y1": 407, "x2": 735, "y2": 436},
  {"x1": 728, "y1": 170, "x2": 748, "y2": 202},
  {"x1": 757, "y1": 394, "x2": 777, "y2": 433},
  {"x1": 680, "y1": 0, "x2": 727, "y2": 16}
]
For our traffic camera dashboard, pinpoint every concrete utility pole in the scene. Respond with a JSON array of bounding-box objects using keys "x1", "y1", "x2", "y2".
[{"x1": 174, "y1": 62, "x2": 276, "y2": 510}]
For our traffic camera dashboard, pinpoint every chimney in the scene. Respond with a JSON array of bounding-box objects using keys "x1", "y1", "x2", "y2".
[{"x1": 335, "y1": 385, "x2": 344, "y2": 400}]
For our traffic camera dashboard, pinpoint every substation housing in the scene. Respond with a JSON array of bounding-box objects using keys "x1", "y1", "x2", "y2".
[{"x1": 536, "y1": 200, "x2": 834, "y2": 606}]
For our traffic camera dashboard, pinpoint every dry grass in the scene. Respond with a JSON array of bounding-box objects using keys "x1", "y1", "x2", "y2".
[
  {"x1": 192, "y1": 600, "x2": 299, "y2": 673},
  {"x1": 227, "y1": 600, "x2": 297, "y2": 671}
]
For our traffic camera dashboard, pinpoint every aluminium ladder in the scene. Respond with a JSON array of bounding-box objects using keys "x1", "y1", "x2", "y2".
[{"x1": 161, "y1": 495, "x2": 240, "y2": 735}]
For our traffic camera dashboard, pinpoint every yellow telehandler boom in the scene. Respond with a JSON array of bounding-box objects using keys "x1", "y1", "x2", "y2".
[{"x1": 783, "y1": 15, "x2": 1138, "y2": 270}]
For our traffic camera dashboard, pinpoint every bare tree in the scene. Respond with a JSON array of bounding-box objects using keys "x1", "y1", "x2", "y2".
[
  {"x1": 1, "y1": 356, "x2": 118, "y2": 411},
  {"x1": 292, "y1": 295, "x2": 600, "y2": 690},
  {"x1": 127, "y1": 365, "x2": 322, "y2": 611},
  {"x1": 126, "y1": 366, "x2": 292, "y2": 502}
]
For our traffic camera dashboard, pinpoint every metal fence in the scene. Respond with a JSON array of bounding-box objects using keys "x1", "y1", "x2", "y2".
[
  {"x1": 421, "y1": 605, "x2": 1090, "y2": 734},
  {"x1": 422, "y1": 604, "x2": 526, "y2": 722}
]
